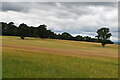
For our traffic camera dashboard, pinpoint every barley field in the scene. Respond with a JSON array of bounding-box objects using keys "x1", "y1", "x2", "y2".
[{"x1": 2, "y1": 36, "x2": 118, "y2": 78}]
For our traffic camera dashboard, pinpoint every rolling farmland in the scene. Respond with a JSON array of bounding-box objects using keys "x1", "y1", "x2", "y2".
[{"x1": 2, "y1": 36, "x2": 118, "y2": 78}]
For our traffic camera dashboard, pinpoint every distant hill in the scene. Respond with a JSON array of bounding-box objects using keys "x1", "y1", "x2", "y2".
[{"x1": 114, "y1": 42, "x2": 120, "y2": 45}]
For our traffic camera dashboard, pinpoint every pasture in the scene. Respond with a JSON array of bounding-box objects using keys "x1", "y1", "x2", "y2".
[{"x1": 2, "y1": 36, "x2": 118, "y2": 78}]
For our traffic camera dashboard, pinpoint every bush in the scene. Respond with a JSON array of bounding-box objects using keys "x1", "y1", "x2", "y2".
[{"x1": 20, "y1": 36, "x2": 24, "y2": 40}]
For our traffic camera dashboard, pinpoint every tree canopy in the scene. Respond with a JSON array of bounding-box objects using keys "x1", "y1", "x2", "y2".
[{"x1": 96, "y1": 27, "x2": 112, "y2": 47}]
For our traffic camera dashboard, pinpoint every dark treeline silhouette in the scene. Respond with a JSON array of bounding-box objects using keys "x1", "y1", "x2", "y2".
[
  {"x1": 96, "y1": 27, "x2": 113, "y2": 47},
  {"x1": 1, "y1": 22, "x2": 114, "y2": 45}
]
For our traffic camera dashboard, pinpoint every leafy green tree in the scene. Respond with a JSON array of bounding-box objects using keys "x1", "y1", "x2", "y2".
[
  {"x1": 2, "y1": 22, "x2": 17, "y2": 36},
  {"x1": 75, "y1": 35, "x2": 83, "y2": 41},
  {"x1": 27, "y1": 26, "x2": 38, "y2": 37},
  {"x1": 46, "y1": 30, "x2": 56, "y2": 39},
  {"x1": 18, "y1": 23, "x2": 29, "y2": 39},
  {"x1": 60, "y1": 32, "x2": 72, "y2": 40},
  {"x1": 7, "y1": 22, "x2": 17, "y2": 36},
  {"x1": 96, "y1": 27, "x2": 112, "y2": 47},
  {"x1": 1, "y1": 22, "x2": 8, "y2": 35},
  {"x1": 84, "y1": 36, "x2": 92, "y2": 42},
  {"x1": 37, "y1": 24, "x2": 48, "y2": 38}
]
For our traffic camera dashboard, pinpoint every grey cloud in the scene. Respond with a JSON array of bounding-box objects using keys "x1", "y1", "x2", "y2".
[
  {"x1": 2, "y1": 2, "x2": 117, "y2": 11},
  {"x1": 2, "y1": 2, "x2": 58, "y2": 12},
  {"x1": 0, "y1": 2, "x2": 118, "y2": 41},
  {"x1": 1, "y1": 2, "x2": 117, "y2": 19},
  {"x1": 2, "y1": 2, "x2": 28, "y2": 12}
]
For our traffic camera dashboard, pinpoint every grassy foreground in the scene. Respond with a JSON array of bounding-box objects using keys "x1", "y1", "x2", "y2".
[{"x1": 2, "y1": 36, "x2": 118, "y2": 78}]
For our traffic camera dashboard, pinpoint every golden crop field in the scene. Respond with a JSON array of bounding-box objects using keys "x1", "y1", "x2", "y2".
[{"x1": 2, "y1": 36, "x2": 118, "y2": 78}]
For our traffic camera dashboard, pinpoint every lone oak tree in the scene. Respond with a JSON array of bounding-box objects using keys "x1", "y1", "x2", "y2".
[{"x1": 96, "y1": 27, "x2": 112, "y2": 47}]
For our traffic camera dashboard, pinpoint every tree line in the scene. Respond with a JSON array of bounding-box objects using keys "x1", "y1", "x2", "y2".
[{"x1": 1, "y1": 22, "x2": 114, "y2": 47}]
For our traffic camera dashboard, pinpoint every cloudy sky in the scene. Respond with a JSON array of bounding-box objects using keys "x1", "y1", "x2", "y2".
[{"x1": 0, "y1": 2, "x2": 118, "y2": 41}]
